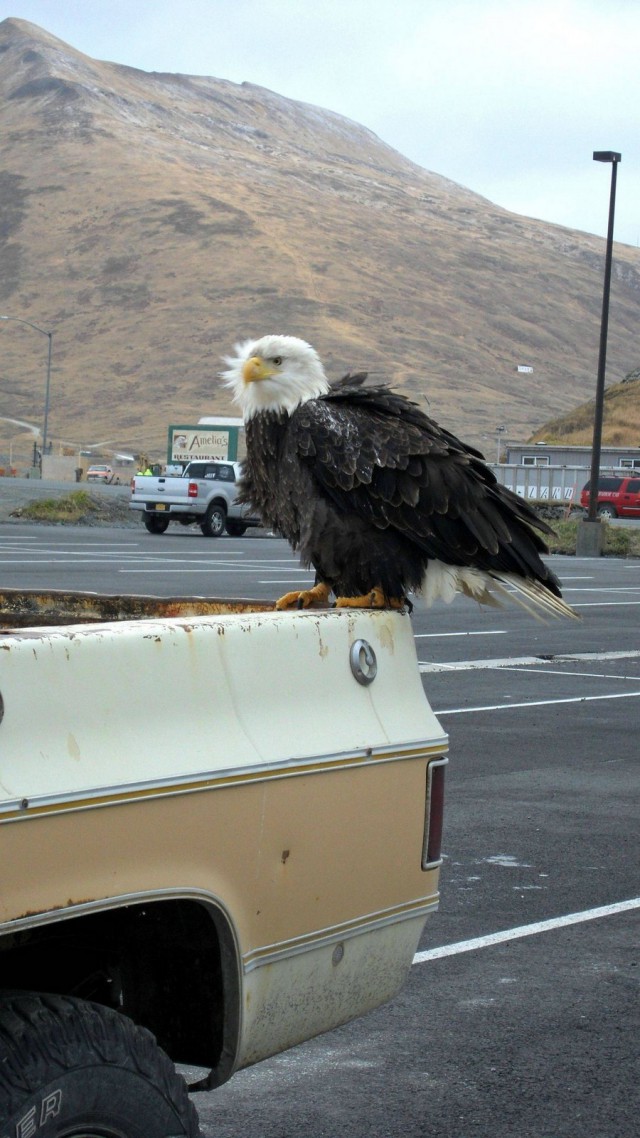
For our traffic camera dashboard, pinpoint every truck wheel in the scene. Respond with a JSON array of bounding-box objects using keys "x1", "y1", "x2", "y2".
[
  {"x1": 597, "y1": 504, "x2": 617, "y2": 518},
  {"x1": 225, "y1": 520, "x2": 247, "y2": 537},
  {"x1": 0, "y1": 992, "x2": 201, "y2": 1137},
  {"x1": 144, "y1": 514, "x2": 170, "y2": 534},
  {"x1": 200, "y1": 503, "x2": 226, "y2": 537}
]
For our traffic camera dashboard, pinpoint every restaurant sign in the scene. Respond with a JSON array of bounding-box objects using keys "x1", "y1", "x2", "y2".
[{"x1": 167, "y1": 425, "x2": 239, "y2": 464}]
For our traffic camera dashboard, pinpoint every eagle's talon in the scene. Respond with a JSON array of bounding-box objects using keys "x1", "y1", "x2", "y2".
[
  {"x1": 275, "y1": 582, "x2": 332, "y2": 611},
  {"x1": 334, "y1": 588, "x2": 410, "y2": 610},
  {"x1": 274, "y1": 590, "x2": 300, "y2": 611}
]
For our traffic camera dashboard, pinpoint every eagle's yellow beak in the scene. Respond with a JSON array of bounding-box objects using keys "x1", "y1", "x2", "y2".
[{"x1": 242, "y1": 355, "x2": 273, "y2": 383}]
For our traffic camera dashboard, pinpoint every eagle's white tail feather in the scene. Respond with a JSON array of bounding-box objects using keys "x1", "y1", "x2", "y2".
[
  {"x1": 422, "y1": 560, "x2": 578, "y2": 621},
  {"x1": 422, "y1": 561, "x2": 490, "y2": 607},
  {"x1": 491, "y1": 574, "x2": 579, "y2": 621}
]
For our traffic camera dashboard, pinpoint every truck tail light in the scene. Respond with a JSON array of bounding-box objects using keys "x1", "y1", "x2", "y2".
[
  {"x1": 422, "y1": 756, "x2": 447, "y2": 869},
  {"x1": 188, "y1": 481, "x2": 198, "y2": 499}
]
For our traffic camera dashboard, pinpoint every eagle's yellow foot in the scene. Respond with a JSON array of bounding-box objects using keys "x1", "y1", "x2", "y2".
[
  {"x1": 335, "y1": 587, "x2": 407, "y2": 610},
  {"x1": 275, "y1": 582, "x2": 332, "y2": 610}
]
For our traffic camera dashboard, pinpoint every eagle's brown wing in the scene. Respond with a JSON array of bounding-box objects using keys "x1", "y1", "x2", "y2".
[{"x1": 288, "y1": 379, "x2": 562, "y2": 594}]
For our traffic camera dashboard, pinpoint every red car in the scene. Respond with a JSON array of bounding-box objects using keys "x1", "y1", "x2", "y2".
[
  {"x1": 580, "y1": 474, "x2": 640, "y2": 518},
  {"x1": 86, "y1": 464, "x2": 120, "y2": 484}
]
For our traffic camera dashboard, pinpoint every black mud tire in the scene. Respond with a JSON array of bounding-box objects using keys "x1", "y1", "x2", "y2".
[
  {"x1": 200, "y1": 502, "x2": 226, "y2": 537},
  {"x1": 144, "y1": 513, "x2": 170, "y2": 534},
  {"x1": 0, "y1": 991, "x2": 201, "y2": 1137},
  {"x1": 225, "y1": 519, "x2": 247, "y2": 537}
]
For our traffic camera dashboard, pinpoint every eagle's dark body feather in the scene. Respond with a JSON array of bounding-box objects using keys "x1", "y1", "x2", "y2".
[{"x1": 239, "y1": 376, "x2": 563, "y2": 603}]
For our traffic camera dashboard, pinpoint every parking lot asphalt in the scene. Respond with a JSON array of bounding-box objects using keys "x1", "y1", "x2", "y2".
[{"x1": 1, "y1": 524, "x2": 638, "y2": 1137}]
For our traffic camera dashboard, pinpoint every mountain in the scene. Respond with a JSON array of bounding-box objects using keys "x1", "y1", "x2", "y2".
[
  {"x1": 529, "y1": 371, "x2": 640, "y2": 446},
  {"x1": 1, "y1": 16, "x2": 639, "y2": 467}
]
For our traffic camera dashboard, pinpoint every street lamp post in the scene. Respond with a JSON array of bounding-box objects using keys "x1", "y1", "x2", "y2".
[
  {"x1": 0, "y1": 314, "x2": 54, "y2": 470},
  {"x1": 577, "y1": 151, "x2": 621, "y2": 557}
]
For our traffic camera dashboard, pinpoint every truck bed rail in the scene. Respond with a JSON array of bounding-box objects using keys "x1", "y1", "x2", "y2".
[{"x1": 0, "y1": 588, "x2": 273, "y2": 628}]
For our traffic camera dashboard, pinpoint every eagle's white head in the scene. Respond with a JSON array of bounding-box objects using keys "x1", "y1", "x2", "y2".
[{"x1": 222, "y1": 334, "x2": 330, "y2": 419}]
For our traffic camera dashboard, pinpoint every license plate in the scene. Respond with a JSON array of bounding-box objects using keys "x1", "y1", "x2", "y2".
[{"x1": 154, "y1": 503, "x2": 167, "y2": 511}]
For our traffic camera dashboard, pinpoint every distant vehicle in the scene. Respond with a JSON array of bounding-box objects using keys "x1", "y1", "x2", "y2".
[
  {"x1": 86, "y1": 464, "x2": 118, "y2": 485},
  {"x1": 129, "y1": 460, "x2": 261, "y2": 536},
  {"x1": 580, "y1": 474, "x2": 640, "y2": 518}
]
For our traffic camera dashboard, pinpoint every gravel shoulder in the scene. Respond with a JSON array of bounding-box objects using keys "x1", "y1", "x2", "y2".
[{"x1": 0, "y1": 476, "x2": 138, "y2": 527}]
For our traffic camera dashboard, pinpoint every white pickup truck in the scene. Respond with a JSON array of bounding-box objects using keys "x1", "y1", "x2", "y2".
[
  {"x1": 130, "y1": 460, "x2": 261, "y2": 536},
  {"x1": 0, "y1": 587, "x2": 447, "y2": 1136}
]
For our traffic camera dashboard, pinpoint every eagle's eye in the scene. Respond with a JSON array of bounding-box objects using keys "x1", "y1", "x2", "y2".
[{"x1": 272, "y1": 356, "x2": 283, "y2": 366}]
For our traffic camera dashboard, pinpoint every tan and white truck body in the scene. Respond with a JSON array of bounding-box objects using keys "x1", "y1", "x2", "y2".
[{"x1": 0, "y1": 591, "x2": 447, "y2": 1127}]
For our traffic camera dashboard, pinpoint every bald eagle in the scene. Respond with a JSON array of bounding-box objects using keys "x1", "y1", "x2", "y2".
[{"x1": 223, "y1": 335, "x2": 576, "y2": 619}]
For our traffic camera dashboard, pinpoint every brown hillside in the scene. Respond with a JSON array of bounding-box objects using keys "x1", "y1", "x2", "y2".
[
  {"x1": 529, "y1": 373, "x2": 640, "y2": 446},
  {"x1": 1, "y1": 17, "x2": 640, "y2": 467}
]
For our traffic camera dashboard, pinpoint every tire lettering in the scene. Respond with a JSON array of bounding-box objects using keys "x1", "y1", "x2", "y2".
[
  {"x1": 14, "y1": 1108, "x2": 36, "y2": 1138},
  {"x1": 40, "y1": 1091, "x2": 62, "y2": 1123},
  {"x1": 9, "y1": 1093, "x2": 62, "y2": 1137}
]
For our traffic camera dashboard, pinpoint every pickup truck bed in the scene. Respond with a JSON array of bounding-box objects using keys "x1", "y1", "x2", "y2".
[{"x1": 0, "y1": 588, "x2": 447, "y2": 1133}]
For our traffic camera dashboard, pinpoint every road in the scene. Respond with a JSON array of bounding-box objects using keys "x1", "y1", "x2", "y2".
[{"x1": 1, "y1": 523, "x2": 638, "y2": 1137}]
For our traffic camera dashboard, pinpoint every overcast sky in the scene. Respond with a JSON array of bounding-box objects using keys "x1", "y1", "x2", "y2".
[{"x1": 3, "y1": 0, "x2": 639, "y2": 246}]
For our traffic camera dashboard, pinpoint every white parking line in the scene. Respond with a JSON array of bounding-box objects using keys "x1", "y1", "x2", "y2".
[
  {"x1": 419, "y1": 649, "x2": 640, "y2": 672},
  {"x1": 413, "y1": 897, "x2": 640, "y2": 965},
  {"x1": 414, "y1": 631, "x2": 507, "y2": 639},
  {"x1": 564, "y1": 556, "x2": 640, "y2": 564},
  {"x1": 562, "y1": 586, "x2": 640, "y2": 592},
  {"x1": 499, "y1": 667, "x2": 638, "y2": 681},
  {"x1": 120, "y1": 568, "x2": 311, "y2": 575},
  {"x1": 436, "y1": 691, "x2": 640, "y2": 715},
  {"x1": 258, "y1": 580, "x2": 315, "y2": 586},
  {"x1": 572, "y1": 601, "x2": 640, "y2": 607},
  {"x1": 0, "y1": 543, "x2": 136, "y2": 550},
  {"x1": 0, "y1": 558, "x2": 151, "y2": 566}
]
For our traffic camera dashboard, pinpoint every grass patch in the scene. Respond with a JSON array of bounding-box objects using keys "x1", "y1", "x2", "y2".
[
  {"x1": 546, "y1": 517, "x2": 640, "y2": 557},
  {"x1": 17, "y1": 490, "x2": 100, "y2": 523}
]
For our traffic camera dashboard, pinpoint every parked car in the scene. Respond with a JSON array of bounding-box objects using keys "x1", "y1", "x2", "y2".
[
  {"x1": 87, "y1": 464, "x2": 118, "y2": 484},
  {"x1": 580, "y1": 474, "x2": 640, "y2": 518}
]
